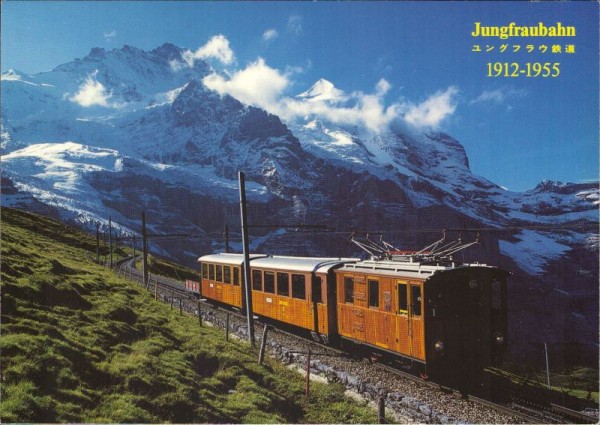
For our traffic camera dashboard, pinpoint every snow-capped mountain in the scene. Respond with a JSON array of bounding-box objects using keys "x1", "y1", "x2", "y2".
[
  {"x1": 2, "y1": 44, "x2": 598, "y2": 360},
  {"x1": 296, "y1": 78, "x2": 346, "y2": 103}
]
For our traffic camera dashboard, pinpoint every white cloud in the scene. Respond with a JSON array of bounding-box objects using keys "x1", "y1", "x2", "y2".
[
  {"x1": 69, "y1": 71, "x2": 113, "y2": 107},
  {"x1": 469, "y1": 87, "x2": 526, "y2": 105},
  {"x1": 470, "y1": 89, "x2": 504, "y2": 104},
  {"x1": 263, "y1": 29, "x2": 278, "y2": 41},
  {"x1": 202, "y1": 58, "x2": 288, "y2": 110},
  {"x1": 287, "y1": 15, "x2": 303, "y2": 35},
  {"x1": 181, "y1": 35, "x2": 235, "y2": 68},
  {"x1": 169, "y1": 59, "x2": 186, "y2": 72},
  {"x1": 103, "y1": 30, "x2": 116, "y2": 41},
  {"x1": 375, "y1": 79, "x2": 391, "y2": 96},
  {"x1": 198, "y1": 35, "x2": 458, "y2": 133},
  {"x1": 279, "y1": 80, "x2": 400, "y2": 133},
  {"x1": 402, "y1": 86, "x2": 459, "y2": 129},
  {"x1": 196, "y1": 34, "x2": 234, "y2": 64}
]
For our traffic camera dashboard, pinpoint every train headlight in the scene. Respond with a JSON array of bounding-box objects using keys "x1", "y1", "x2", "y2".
[
  {"x1": 469, "y1": 279, "x2": 478, "y2": 289},
  {"x1": 434, "y1": 340, "x2": 444, "y2": 352},
  {"x1": 494, "y1": 333, "x2": 505, "y2": 345}
]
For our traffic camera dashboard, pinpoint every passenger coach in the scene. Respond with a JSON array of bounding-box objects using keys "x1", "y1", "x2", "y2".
[{"x1": 196, "y1": 253, "x2": 357, "y2": 343}]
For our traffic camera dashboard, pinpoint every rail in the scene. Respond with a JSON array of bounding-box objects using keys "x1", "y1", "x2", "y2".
[{"x1": 373, "y1": 360, "x2": 597, "y2": 424}]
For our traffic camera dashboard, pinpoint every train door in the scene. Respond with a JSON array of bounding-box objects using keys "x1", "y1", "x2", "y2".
[
  {"x1": 263, "y1": 270, "x2": 276, "y2": 319},
  {"x1": 312, "y1": 274, "x2": 326, "y2": 334},
  {"x1": 277, "y1": 272, "x2": 290, "y2": 323},
  {"x1": 215, "y1": 264, "x2": 223, "y2": 301},
  {"x1": 409, "y1": 283, "x2": 425, "y2": 360},
  {"x1": 395, "y1": 281, "x2": 411, "y2": 356},
  {"x1": 325, "y1": 272, "x2": 339, "y2": 339},
  {"x1": 232, "y1": 266, "x2": 242, "y2": 308},
  {"x1": 371, "y1": 278, "x2": 391, "y2": 349},
  {"x1": 207, "y1": 263, "x2": 216, "y2": 300},
  {"x1": 352, "y1": 275, "x2": 367, "y2": 342}
]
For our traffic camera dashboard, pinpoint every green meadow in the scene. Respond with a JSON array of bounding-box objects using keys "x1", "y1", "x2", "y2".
[{"x1": 1, "y1": 207, "x2": 377, "y2": 423}]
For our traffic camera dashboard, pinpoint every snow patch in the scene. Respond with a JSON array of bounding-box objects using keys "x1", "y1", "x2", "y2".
[
  {"x1": 499, "y1": 230, "x2": 572, "y2": 275},
  {"x1": 147, "y1": 83, "x2": 190, "y2": 108},
  {"x1": 576, "y1": 189, "x2": 600, "y2": 205},
  {"x1": 1, "y1": 70, "x2": 38, "y2": 86},
  {"x1": 3, "y1": 142, "x2": 121, "y2": 196},
  {"x1": 323, "y1": 128, "x2": 353, "y2": 146}
]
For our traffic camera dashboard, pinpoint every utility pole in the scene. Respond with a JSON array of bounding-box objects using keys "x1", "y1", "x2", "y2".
[
  {"x1": 544, "y1": 342, "x2": 551, "y2": 389},
  {"x1": 109, "y1": 216, "x2": 113, "y2": 268},
  {"x1": 224, "y1": 224, "x2": 230, "y2": 253},
  {"x1": 258, "y1": 325, "x2": 270, "y2": 364},
  {"x1": 95, "y1": 222, "x2": 100, "y2": 263},
  {"x1": 142, "y1": 212, "x2": 149, "y2": 289},
  {"x1": 305, "y1": 348, "x2": 311, "y2": 398},
  {"x1": 239, "y1": 171, "x2": 255, "y2": 348},
  {"x1": 132, "y1": 235, "x2": 136, "y2": 259}
]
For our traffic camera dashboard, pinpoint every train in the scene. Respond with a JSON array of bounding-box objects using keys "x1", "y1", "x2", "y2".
[{"x1": 187, "y1": 234, "x2": 508, "y2": 388}]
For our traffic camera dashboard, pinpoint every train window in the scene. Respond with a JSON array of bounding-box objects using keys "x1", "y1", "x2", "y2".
[
  {"x1": 311, "y1": 276, "x2": 322, "y2": 303},
  {"x1": 252, "y1": 269, "x2": 262, "y2": 291},
  {"x1": 344, "y1": 277, "x2": 354, "y2": 304},
  {"x1": 492, "y1": 279, "x2": 502, "y2": 310},
  {"x1": 292, "y1": 274, "x2": 306, "y2": 300},
  {"x1": 209, "y1": 264, "x2": 215, "y2": 281},
  {"x1": 411, "y1": 285, "x2": 422, "y2": 316},
  {"x1": 233, "y1": 267, "x2": 240, "y2": 286},
  {"x1": 264, "y1": 271, "x2": 275, "y2": 293},
  {"x1": 223, "y1": 266, "x2": 231, "y2": 284},
  {"x1": 397, "y1": 283, "x2": 408, "y2": 314},
  {"x1": 368, "y1": 280, "x2": 379, "y2": 308},
  {"x1": 277, "y1": 272, "x2": 290, "y2": 296},
  {"x1": 216, "y1": 265, "x2": 223, "y2": 282},
  {"x1": 201, "y1": 263, "x2": 208, "y2": 279}
]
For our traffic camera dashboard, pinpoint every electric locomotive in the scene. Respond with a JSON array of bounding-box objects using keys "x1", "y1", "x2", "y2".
[{"x1": 334, "y1": 256, "x2": 507, "y2": 387}]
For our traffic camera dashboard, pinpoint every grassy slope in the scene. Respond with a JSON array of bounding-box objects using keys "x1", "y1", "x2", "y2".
[
  {"x1": 492, "y1": 364, "x2": 599, "y2": 403},
  {"x1": 1, "y1": 208, "x2": 377, "y2": 423}
]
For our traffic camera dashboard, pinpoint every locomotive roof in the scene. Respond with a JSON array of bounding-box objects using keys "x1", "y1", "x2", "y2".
[
  {"x1": 198, "y1": 253, "x2": 267, "y2": 266},
  {"x1": 338, "y1": 259, "x2": 498, "y2": 279},
  {"x1": 250, "y1": 256, "x2": 359, "y2": 273}
]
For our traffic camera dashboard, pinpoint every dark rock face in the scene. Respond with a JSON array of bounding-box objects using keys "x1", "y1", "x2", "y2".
[
  {"x1": 238, "y1": 107, "x2": 290, "y2": 140},
  {"x1": 171, "y1": 80, "x2": 243, "y2": 127},
  {"x1": 150, "y1": 43, "x2": 185, "y2": 62}
]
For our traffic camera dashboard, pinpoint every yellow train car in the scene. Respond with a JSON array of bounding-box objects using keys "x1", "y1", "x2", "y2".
[
  {"x1": 198, "y1": 253, "x2": 356, "y2": 342},
  {"x1": 248, "y1": 256, "x2": 356, "y2": 341}
]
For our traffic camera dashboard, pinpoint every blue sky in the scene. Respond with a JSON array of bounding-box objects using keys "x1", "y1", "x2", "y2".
[{"x1": 2, "y1": 1, "x2": 598, "y2": 191}]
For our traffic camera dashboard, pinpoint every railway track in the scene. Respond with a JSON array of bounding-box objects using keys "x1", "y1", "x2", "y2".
[
  {"x1": 374, "y1": 361, "x2": 598, "y2": 424},
  {"x1": 372, "y1": 362, "x2": 542, "y2": 423},
  {"x1": 115, "y1": 256, "x2": 192, "y2": 298},
  {"x1": 112, "y1": 257, "x2": 598, "y2": 424},
  {"x1": 550, "y1": 402, "x2": 599, "y2": 423}
]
